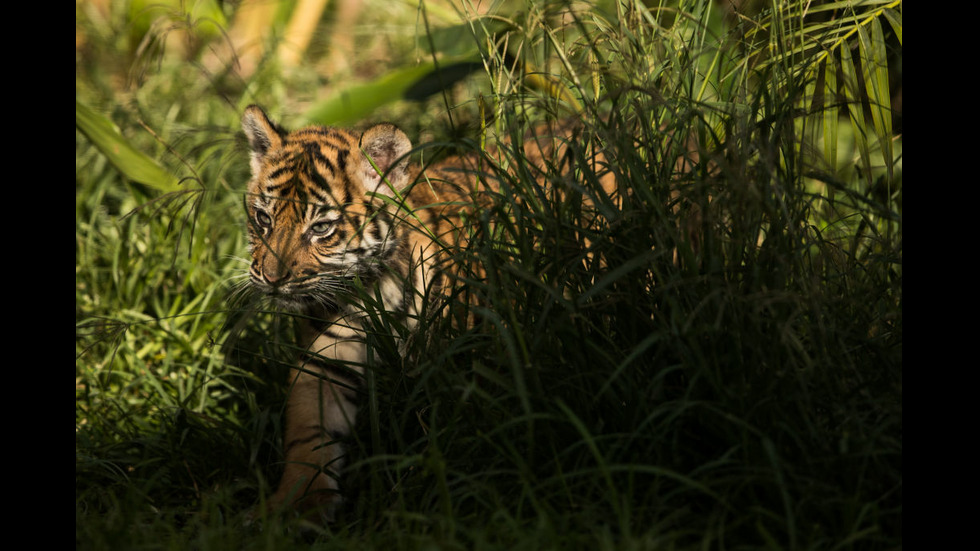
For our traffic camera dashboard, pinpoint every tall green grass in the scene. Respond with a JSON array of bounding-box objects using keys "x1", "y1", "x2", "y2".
[{"x1": 77, "y1": 1, "x2": 901, "y2": 548}]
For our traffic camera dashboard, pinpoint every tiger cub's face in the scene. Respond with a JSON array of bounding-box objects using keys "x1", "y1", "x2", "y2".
[{"x1": 241, "y1": 105, "x2": 413, "y2": 310}]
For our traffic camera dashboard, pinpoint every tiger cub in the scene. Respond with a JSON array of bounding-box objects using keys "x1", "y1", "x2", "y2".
[{"x1": 241, "y1": 105, "x2": 489, "y2": 520}]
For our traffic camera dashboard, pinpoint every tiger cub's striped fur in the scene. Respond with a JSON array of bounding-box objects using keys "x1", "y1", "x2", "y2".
[{"x1": 241, "y1": 105, "x2": 484, "y2": 520}]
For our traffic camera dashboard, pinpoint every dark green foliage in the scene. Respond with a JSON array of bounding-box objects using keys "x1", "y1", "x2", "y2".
[{"x1": 331, "y1": 92, "x2": 901, "y2": 548}]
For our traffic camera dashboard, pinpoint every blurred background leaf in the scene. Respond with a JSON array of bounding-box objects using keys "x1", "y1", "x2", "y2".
[{"x1": 75, "y1": 98, "x2": 180, "y2": 192}]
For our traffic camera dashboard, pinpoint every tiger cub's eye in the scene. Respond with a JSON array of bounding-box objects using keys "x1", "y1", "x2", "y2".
[
  {"x1": 254, "y1": 210, "x2": 272, "y2": 229},
  {"x1": 310, "y1": 220, "x2": 335, "y2": 236}
]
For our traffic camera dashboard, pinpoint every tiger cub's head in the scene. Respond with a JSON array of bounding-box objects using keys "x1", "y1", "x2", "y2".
[{"x1": 241, "y1": 105, "x2": 414, "y2": 310}]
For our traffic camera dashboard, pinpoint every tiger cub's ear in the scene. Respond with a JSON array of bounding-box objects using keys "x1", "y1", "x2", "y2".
[
  {"x1": 242, "y1": 105, "x2": 286, "y2": 176},
  {"x1": 357, "y1": 123, "x2": 413, "y2": 198}
]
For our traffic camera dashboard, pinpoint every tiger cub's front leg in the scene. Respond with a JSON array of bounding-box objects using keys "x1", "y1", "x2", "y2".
[{"x1": 269, "y1": 320, "x2": 365, "y2": 521}]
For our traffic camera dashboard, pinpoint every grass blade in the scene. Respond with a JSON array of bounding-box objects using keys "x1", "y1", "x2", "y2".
[
  {"x1": 822, "y1": 58, "x2": 839, "y2": 173},
  {"x1": 839, "y1": 35, "x2": 872, "y2": 186},
  {"x1": 859, "y1": 16, "x2": 895, "y2": 182}
]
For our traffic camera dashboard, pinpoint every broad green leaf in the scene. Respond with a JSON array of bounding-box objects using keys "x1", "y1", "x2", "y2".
[
  {"x1": 301, "y1": 59, "x2": 482, "y2": 126},
  {"x1": 76, "y1": 99, "x2": 180, "y2": 192},
  {"x1": 425, "y1": 19, "x2": 510, "y2": 59}
]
